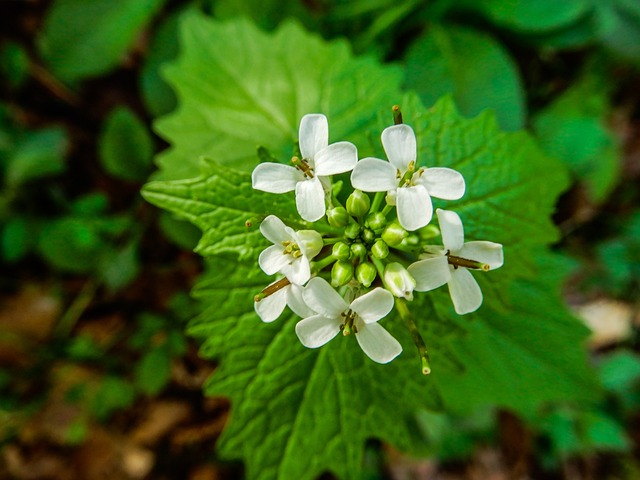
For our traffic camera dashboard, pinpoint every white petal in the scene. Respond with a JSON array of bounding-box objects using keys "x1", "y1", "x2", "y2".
[
  {"x1": 381, "y1": 124, "x2": 416, "y2": 172},
  {"x1": 408, "y1": 256, "x2": 451, "y2": 292},
  {"x1": 459, "y1": 241, "x2": 504, "y2": 270},
  {"x1": 419, "y1": 167, "x2": 465, "y2": 200},
  {"x1": 385, "y1": 189, "x2": 397, "y2": 206},
  {"x1": 350, "y1": 158, "x2": 398, "y2": 192},
  {"x1": 448, "y1": 267, "x2": 483, "y2": 315},
  {"x1": 396, "y1": 185, "x2": 433, "y2": 231},
  {"x1": 436, "y1": 209, "x2": 464, "y2": 252},
  {"x1": 285, "y1": 256, "x2": 311, "y2": 285},
  {"x1": 295, "y1": 314, "x2": 341, "y2": 348},
  {"x1": 355, "y1": 321, "x2": 402, "y2": 364},
  {"x1": 258, "y1": 245, "x2": 290, "y2": 275},
  {"x1": 314, "y1": 142, "x2": 357, "y2": 176},
  {"x1": 302, "y1": 277, "x2": 349, "y2": 317},
  {"x1": 286, "y1": 284, "x2": 314, "y2": 318},
  {"x1": 299, "y1": 114, "x2": 328, "y2": 161},
  {"x1": 350, "y1": 287, "x2": 394, "y2": 324},
  {"x1": 295, "y1": 229, "x2": 323, "y2": 259},
  {"x1": 259, "y1": 215, "x2": 290, "y2": 245},
  {"x1": 254, "y1": 287, "x2": 287, "y2": 322},
  {"x1": 252, "y1": 163, "x2": 301, "y2": 193},
  {"x1": 295, "y1": 177, "x2": 326, "y2": 222}
]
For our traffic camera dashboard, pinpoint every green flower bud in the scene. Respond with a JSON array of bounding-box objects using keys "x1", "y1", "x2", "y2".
[
  {"x1": 381, "y1": 222, "x2": 408, "y2": 247},
  {"x1": 327, "y1": 207, "x2": 350, "y2": 227},
  {"x1": 365, "y1": 212, "x2": 387, "y2": 232},
  {"x1": 332, "y1": 241, "x2": 351, "y2": 261},
  {"x1": 371, "y1": 239, "x2": 389, "y2": 259},
  {"x1": 350, "y1": 242, "x2": 367, "y2": 259},
  {"x1": 331, "y1": 260, "x2": 354, "y2": 287},
  {"x1": 418, "y1": 224, "x2": 440, "y2": 241},
  {"x1": 362, "y1": 227, "x2": 375, "y2": 244},
  {"x1": 383, "y1": 262, "x2": 416, "y2": 300},
  {"x1": 344, "y1": 222, "x2": 361, "y2": 239},
  {"x1": 356, "y1": 262, "x2": 377, "y2": 287},
  {"x1": 346, "y1": 189, "x2": 370, "y2": 217}
]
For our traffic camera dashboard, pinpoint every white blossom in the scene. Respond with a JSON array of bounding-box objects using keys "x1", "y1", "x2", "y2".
[
  {"x1": 258, "y1": 215, "x2": 323, "y2": 285},
  {"x1": 383, "y1": 262, "x2": 416, "y2": 300},
  {"x1": 351, "y1": 124, "x2": 465, "y2": 231},
  {"x1": 252, "y1": 114, "x2": 357, "y2": 222},
  {"x1": 294, "y1": 277, "x2": 402, "y2": 364},
  {"x1": 254, "y1": 281, "x2": 314, "y2": 323},
  {"x1": 407, "y1": 209, "x2": 503, "y2": 314}
]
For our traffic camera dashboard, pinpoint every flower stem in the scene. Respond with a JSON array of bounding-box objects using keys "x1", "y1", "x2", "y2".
[
  {"x1": 382, "y1": 204, "x2": 394, "y2": 217},
  {"x1": 311, "y1": 254, "x2": 337, "y2": 273},
  {"x1": 392, "y1": 105, "x2": 403, "y2": 125},
  {"x1": 370, "y1": 256, "x2": 386, "y2": 278},
  {"x1": 370, "y1": 192, "x2": 385, "y2": 214},
  {"x1": 322, "y1": 237, "x2": 343, "y2": 245},
  {"x1": 395, "y1": 298, "x2": 431, "y2": 375}
]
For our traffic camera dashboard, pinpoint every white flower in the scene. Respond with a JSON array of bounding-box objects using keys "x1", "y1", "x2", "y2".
[
  {"x1": 294, "y1": 277, "x2": 402, "y2": 364},
  {"x1": 258, "y1": 215, "x2": 323, "y2": 285},
  {"x1": 407, "y1": 209, "x2": 504, "y2": 314},
  {"x1": 254, "y1": 280, "x2": 314, "y2": 323},
  {"x1": 252, "y1": 114, "x2": 357, "y2": 222},
  {"x1": 351, "y1": 124, "x2": 465, "y2": 231},
  {"x1": 383, "y1": 262, "x2": 416, "y2": 300}
]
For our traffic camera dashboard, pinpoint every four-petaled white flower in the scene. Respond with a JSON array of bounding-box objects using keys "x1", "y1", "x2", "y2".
[
  {"x1": 407, "y1": 209, "x2": 504, "y2": 314},
  {"x1": 255, "y1": 280, "x2": 314, "y2": 323},
  {"x1": 351, "y1": 124, "x2": 465, "y2": 231},
  {"x1": 295, "y1": 277, "x2": 402, "y2": 364},
  {"x1": 252, "y1": 114, "x2": 357, "y2": 222},
  {"x1": 258, "y1": 215, "x2": 323, "y2": 286}
]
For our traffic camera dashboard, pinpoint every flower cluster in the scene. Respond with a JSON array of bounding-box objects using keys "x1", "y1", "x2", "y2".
[{"x1": 251, "y1": 111, "x2": 503, "y2": 372}]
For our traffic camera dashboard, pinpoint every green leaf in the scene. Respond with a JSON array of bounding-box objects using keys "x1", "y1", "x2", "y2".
[
  {"x1": 98, "y1": 241, "x2": 140, "y2": 290},
  {"x1": 145, "y1": 94, "x2": 599, "y2": 478},
  {"x1": 153, "y1": 12, "x2": 403, "y2": 180},
  {"x1": 533, "y1": 75, "x2": 620, "y2": 202},
  {"x1": 596, "y1": 0, "x2": 640, "y2": 62},
  {"x1": 140, "y1": 8, "x2": 182, "y2": 117},
  {"x1": 189, "y1": 259, "x2": 440, "y2": 480},
  {"x1": 211, "y1": 0, "x2": 315, "y2": 31},
  {"x1": 582, "y1": 411, "x2": 630, "y2": 451},
  {"x1": 158, "y1": 211, "x2": 201, "y2": 250},
  {"x1": 91, "y1": 376, "x2": 136, "y2": 420},
  {"x1": 38, "y1": 217, "x2": 107, "y2": 272},
  {"x1": 5, "y1": 128, "x2": 67, "y2": 187},
  {"x1": 465, "y1": 0, "x2": 590, "y2": 33},
  {"x1": 404, "y1": 25, "x2": 525, "y2": 131},
  {"x1": 142, "y1": 158, "x2": 299, "y2": 261},
  {"x1": 1, "y1": 218, "x2": 31, "y2": 261},
  {"x1": 38, "y1": 0, "x2": 166, "y2": 83},
  {"x1": 135, "y1": 347, "x2": 172, "y2": 395},
  {"x1": 99, "y1": 107, "x2": 154, "y2": 181},
  {"x1": 0, "y1": 42, "x2": 30, "y2": 89},
  {"x1": 598, "y1": 350, "x2": 640, "y2": 393},
  {"x1": 396, "y1": 94, "x2": 597, "y2": 413}
]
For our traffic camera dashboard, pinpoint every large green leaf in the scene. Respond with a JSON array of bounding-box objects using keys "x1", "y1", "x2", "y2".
[
  {"x1": 396, "y1": 94, "x2": 598, "y2": 412},
  {"x1": 404, "y1": 25, "x2": 525, "y2": 131},
  {"x1": 143, "y1": 93, "x2": 599, "y2": 478},
  {"x1": 38, "y1": 0, "x2": 166, "y2": 83},
  {"x1": 153, "y1": 12, "x2": 403, "y2": 179},
  {"x1": 143, "y1": 158, "x2": 300, "y2": 261}
]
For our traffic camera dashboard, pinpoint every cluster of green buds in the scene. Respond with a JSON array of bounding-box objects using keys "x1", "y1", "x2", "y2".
[{"x1": 250, "y1": 107, "x2": 504, "y2": 373}]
